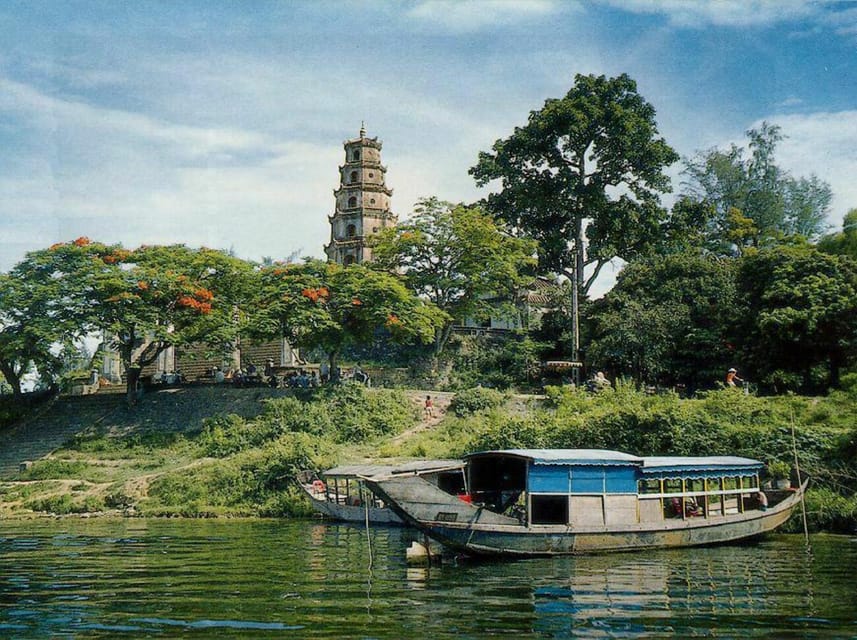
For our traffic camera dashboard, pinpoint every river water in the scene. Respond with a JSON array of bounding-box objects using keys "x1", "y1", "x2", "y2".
[{"x1": 0, "y1": 519, "x2": 854, "y2": 639}]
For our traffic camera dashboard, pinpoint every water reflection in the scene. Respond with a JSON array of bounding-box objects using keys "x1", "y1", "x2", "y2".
[{"x1": 0, "y1": 519, "x2": 855, "y2": 639}]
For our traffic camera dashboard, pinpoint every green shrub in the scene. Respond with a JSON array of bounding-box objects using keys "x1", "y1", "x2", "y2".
[
  {"x1": 24, "y1": 493, "x2": 103, "y2": 514},
  {"x1": 797, "y1": 488, "x2": 857, "y2": 534},
  {"x1": 258, "y1": 386, "x2": 416, "y2": 444},
  {"x1": 19, "y1": 459, "x2": 89, "y2": 480},
  {"x1": 198, "y1": 414, "x2": 250, "y2": 457},
  {"x1": 145, "y1": 432, "x2": 336, "y2": 516},
  {"x1": 449, "y1": 387, "x2": 505, "y2": 417}
]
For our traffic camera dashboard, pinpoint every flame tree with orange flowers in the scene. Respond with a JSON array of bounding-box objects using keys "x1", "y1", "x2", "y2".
[
  {"x1": 1, "y1": 238, "x2": 254, "y2": 405},
  {"x1": 249, "y1": 259, "x2": 446, "y2": 383}
]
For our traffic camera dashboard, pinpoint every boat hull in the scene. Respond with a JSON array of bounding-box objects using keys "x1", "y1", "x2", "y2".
[
  {"x1": 300, "y1": 484, "x2": 404, "y2": 524},
  {"x1": 365, "y1": 475, "x2": 806, "y2": 556}
]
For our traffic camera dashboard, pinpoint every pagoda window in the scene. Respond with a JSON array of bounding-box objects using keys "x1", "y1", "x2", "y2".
[
  {"x1": 347, "y1": 224, "x2": 357, "y2": 237},
  {"x1": 350, "y1": 170, "x2": 358, "y2": 183},
  {"x1": 347, "y1": 196, "x2": 357, "y2": 208},
  {"x1": 353, "y1": 150, "x2": 360, "y2": 161},
  {"x1": 344, "y1": 255, "x2": 356, "y2": 266}
]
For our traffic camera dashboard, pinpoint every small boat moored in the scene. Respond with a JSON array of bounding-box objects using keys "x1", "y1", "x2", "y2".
[
  {"x1": 364, "y1": 449, "x2": 807, "y2": 556},
  {"x1": 299, "y1": 459, "x2": 465, "y2": 524}
]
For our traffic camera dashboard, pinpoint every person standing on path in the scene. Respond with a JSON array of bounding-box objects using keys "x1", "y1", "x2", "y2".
[{"x1": 424, "y1": 395, "x2": 434, "y2": 418}]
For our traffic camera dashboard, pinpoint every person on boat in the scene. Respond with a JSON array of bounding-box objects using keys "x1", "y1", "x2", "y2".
[
  {"x1": 685, "y1": 496, "x2": 703, "y2": 517},
  {"x1": 213, "y1": 366, "x2": 225, "y2": 384},
  {"x1": 726, "y1": 367, "x2": 743, "y2": 387},
  {"x1": 757, "y1": 489, "x2": 768, "y2": 511},
  {"x1": 424, "y1": 395, "x2": 434, "y2": 418}
]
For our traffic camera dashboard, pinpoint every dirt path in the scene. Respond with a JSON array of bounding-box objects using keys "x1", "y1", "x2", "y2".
[{"x1": 389, "y1": 390, "x2": 454, "y2": 446}]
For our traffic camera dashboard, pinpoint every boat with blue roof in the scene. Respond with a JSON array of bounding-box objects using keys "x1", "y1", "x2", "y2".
[{"x1": 363, "y1": 449, "x2": 807, "y2": 556}]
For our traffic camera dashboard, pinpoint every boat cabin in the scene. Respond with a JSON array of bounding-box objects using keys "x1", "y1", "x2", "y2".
[
  {"x1": 304, "y1": 460, "x2": 465, "y2": 510},
  {"x1": 465, "y1": 449, "x2": 767, "y2": 527}
]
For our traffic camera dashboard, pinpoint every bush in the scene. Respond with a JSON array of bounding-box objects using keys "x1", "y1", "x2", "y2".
[
  {"x1": 449, "y1": 387, "x2": 505, "y2": 417},
  {"x1": 24, "y1": 493, "x2": 104, "y2": 515},
  {"x1": 198, "y1": 414, "x2": 250, "y2": 457},
  {"x1": 797, "y1": 488, "x2": 857, "y2": 534},
  {"x1": 19, "y1": 459, "x2": 90, "y2": 480}
]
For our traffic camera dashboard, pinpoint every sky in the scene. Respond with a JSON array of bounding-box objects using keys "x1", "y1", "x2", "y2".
[{"x1": 2, "y1": 0, "x2": 857, "y2": 295}]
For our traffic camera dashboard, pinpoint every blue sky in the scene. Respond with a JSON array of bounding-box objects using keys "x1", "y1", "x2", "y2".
[{"x1": 2, "y1": 0, "x2": 857, "y2": 289}]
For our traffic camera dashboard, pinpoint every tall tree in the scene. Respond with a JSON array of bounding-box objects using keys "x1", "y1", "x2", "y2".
[
  {"x1": 683, "y1": 122, "x2": 832, "y2": 252},
  {"x1": 249, "y1": 260, "x2": 445, "y2": 381},
  {"x1": 370, "y1": 198, "x2": 537, "y2": 355},
  {"x1": 732, "y1": 244, "x2": 857, "y2": 391},
  {"x1": 470, "y1": 73, "x2": 678, "y2": 357}
]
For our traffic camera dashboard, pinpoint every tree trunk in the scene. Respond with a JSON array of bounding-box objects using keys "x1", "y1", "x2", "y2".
[
  {"x1": 0, "y1": 361, "x2": 23, "y2": 399},
  {"x1": 434, "y1": 323, "x2": 454, "y2": 357},
  {"x1": 329, "y1": 350, "x2": 340, "y2": 384},
  {"x1": 125, "y1": 366, "x2": 141, "y2": 407}
]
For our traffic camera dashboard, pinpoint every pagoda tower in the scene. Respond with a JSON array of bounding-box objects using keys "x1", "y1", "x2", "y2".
[{"x1": 325, "y1": 124, "x2": 396, "y2": 265}]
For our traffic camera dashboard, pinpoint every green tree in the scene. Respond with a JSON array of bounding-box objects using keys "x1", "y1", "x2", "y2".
[
  {"x1": 819, "y1": 209, "x2": 857, "y2": 260},
  {"x1": 370, "y1": 198, "x2": 537, "y2": 355},
  {"x1": 14, "y1": 239, "x2": 255, "y2": 405},
  {"x1": 683, "y1": 123, "x2": 832, "y2": 251},
  {"x1": 586, "y1": 252, "x2": 737, "y2": 388},
  {"x1": 732, "y1": 244, "x2": 857, "y2": 391},
  {"x1": 0, "y1": 238, "x2": 102, "y2": 398},
  {"x1": 249, "y1": 260, "x2": 445, "y2": 381},
  {"x1": 470, "y1": 73, "x2": 678, "y2": 357}
]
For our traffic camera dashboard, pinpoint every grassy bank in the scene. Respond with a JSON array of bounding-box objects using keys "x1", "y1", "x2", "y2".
[{"x1": 1, "y1": 382, "x2": 855, "y2": 533}]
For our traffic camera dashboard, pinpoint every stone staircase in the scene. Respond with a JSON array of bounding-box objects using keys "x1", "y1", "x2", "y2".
[{"x1": 0, "y1": 394, "x2": 125, "y2": 479}]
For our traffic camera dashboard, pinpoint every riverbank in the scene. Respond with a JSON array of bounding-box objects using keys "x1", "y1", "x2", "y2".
[{"x1": 1, "y1": 383, "x2": 855, "y2": 532}]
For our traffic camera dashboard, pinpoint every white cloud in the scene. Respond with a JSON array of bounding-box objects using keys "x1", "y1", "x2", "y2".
[
  {"x1": 596, "y1": 0, "x2": 820, "y2": 28},
  {"x1": 0, "y1": 77, "x2": 274, "y2": 159},
  {"x1": 406, "y1": 0, "x2": 568, "y2": 32}
]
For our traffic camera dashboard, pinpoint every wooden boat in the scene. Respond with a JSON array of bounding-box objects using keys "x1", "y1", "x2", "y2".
[
  {"x1": 363, "y1": 449, "x2": 808, "y2": 556},
  {"x1": 298, "y1": 460, "x2": 464, "y2": 525}
]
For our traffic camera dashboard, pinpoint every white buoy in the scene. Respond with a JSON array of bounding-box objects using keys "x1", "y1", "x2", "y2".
[{"x1": 406, "y1": 541, "x2": 438, "y2": 565}]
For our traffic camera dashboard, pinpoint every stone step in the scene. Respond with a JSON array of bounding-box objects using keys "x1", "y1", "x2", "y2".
[{"x1": 0, "y1": 395, "x2": 125, "y2": 479}]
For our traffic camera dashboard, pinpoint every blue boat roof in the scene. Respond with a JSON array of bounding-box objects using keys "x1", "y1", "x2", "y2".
[
  {"x1": 468, "y1": 449, "x2": 643, "y2": 466},
  {"x1": 467, "y1": 449, "x2": 764, "y2": 472},
  {"x1": 641, "y1": 456, "x2": 763, "y2": 474}
]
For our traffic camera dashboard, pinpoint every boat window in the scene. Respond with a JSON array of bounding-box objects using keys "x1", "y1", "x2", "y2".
[
  {"x1": 437, "y1": 471, "x2": 466, "y2": 495},
  {"x1": 662, "y1": 479, "x2": 684, "y2": 518},
  {"x1": 468, "y1": 456, "x2": 527, "y2": 513},
  {"x1": 723, "y1": 476, "x2": 738, "y2": 491},
  {"x1": 707, "y1": 477, "x2": 723, "y2": 516},
  {"x1": 638, "y1": 479, "x2": 660, "y2": 494},
  {"x1": 741, "y1": 475, "x2": 758, "y2": 491},
  {"x1": 531, "y1": 495, "x2": 568, "y2": 525},
  {"x1": 663, "y1": 478, "x2": 682, "y2": 494}
]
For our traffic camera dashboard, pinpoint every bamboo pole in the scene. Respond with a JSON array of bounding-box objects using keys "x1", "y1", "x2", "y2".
[{"x1": 791, "y1": 413, "x2": 811, "y2": 551}]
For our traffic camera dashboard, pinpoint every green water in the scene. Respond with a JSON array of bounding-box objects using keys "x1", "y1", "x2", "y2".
[{"x1": 0, "y1": 519, "x2": 854, "y2": 639}]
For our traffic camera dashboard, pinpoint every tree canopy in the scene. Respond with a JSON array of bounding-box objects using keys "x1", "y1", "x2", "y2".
[
  {"x1": 732, "y1": 244, "x2": 857, "y2": 391},
  {"x1": 248, "y1": 260, "x2": 445, "y2": 379},
  {"x1": 470, "y1": 73, "x2": 678, "y2": 296},
  {"x1": 0, "y1": 242, "x2": 96, "y2": 397},
  {"x1": 683, "y1": 122, "x2": 832, "y2": 252},
  {"x1": 819, "y1": 209, "x2": 857, "y2": 260},
  {"x1": 370, "y1": 198, "x2": 537, "y2": 354},
  {"x1": 8, "y1": 239, "x2": 255, "y2": 404},
  {"x1": 585, "y1": 252, "x2": 737, "y2": 388}
]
